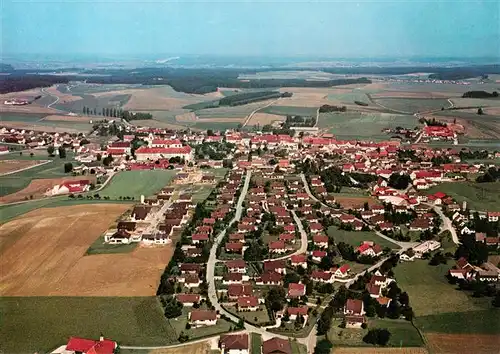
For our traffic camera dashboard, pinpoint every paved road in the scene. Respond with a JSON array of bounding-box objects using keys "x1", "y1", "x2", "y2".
[
  {"x1": 424, "y1": 202, "x2": 460, "y2": 244},
  {"x1": 266, "y1": 210, "x2": 308, "y2": 261},
  {"x1": 41, "y1": 87, "x2": 60, "y2": 108},
  {"x1": 299, "y1": 173, "x2": 329, "y2": 209}
]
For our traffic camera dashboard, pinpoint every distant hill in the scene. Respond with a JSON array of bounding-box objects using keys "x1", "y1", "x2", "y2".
[{"x1": 0, "y1": 63, "x2": 15, "y2": 73}]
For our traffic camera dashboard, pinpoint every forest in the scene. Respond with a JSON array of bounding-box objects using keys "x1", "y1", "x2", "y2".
[{"x1": 0, "y1": 75, "x2": 69, "y2": 94}]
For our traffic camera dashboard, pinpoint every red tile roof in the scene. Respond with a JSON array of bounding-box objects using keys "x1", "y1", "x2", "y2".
[{"x1": 66, "y1": 337, "x2": 116, "y2": 354}]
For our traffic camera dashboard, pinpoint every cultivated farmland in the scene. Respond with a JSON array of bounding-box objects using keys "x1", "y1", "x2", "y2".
[
  {"x1": 0, "y1": 204, "x2": 174, "y2": 296},
  {"x1": 99, "y1": 170, "x2": 177, "y2": 199},
  {"x1": 425, "y1": 333, "x2": 500, "y2": 354},
  {"x1": 0, "y1": 296, "x2": 175, "y2": 354},
  {"x1": 371, "y1": 98, "x2": 451, "y2": 113},
  {"x1": 332, "y1": 348, "x2": 428, "y2": 354},
  {"x1": 317, "y1": 112, "x2": 416, "y2": 140},
  {"x1": 0, "y1": 159, "x2": 45, "y2": 175},
  {"x1": 259, "y1": 105, "x2": 318, "y2": 117}
]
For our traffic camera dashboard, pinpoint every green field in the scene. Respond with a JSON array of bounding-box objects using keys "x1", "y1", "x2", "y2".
[
  {"x1": 393, "y1": 261, "x2": 499, "y2": 333},
  {"x1": 327, "y1": 227, "x2": 400, "y2": 250},
  {"x1": 372, "y1": 98, "x2": 451, "y2": 113},
  {"x1": 192, "y1": 121, "x2": 242, "y2": 131},
  {"x1": 326, "y1": 91, "x2": 371, "y2": 105},
  {"x1": 317, "y1": 112, "x2": 416, "y2": 140},
  {"x1": 259, "y1": 105, "x2": 318, "y2": 117},
  {"x1": 0, "y1": 297, "x2": 176, "y2": 353},
  {"x1": 251, "y1": 333, "x2": 262, "y2": 354},
  {"x1": 99, "y1": 170, "x2": 176, "y2": 199},
  {"x1": 195, "y1": 101, "x2": 271, "y2": 119},
  {"x1": 0, "y1": 113, "x2": 47, "y2": 122},
  {"x1": 327, "y1": 317, "x2": 424, "y2": 347},
  {"x1": 426, "y1": 182, "x2": 500, "y2": 211},
  {"x1": 54, "y1": 93, "x2": 131, "y2": 113}
]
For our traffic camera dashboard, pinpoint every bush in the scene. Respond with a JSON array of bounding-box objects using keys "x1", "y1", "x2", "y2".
[{"x1": 363, "y1": 328, "x2": 391, "y2": 346}]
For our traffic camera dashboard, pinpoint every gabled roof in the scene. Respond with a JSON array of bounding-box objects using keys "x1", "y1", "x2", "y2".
[
  {"x1": 66, "y1": 337, "x2": 116, "y2": 354},
  {"x1": 220, "y1": 334, "x2": 249, "y2": 351},
  {"x1": 262, "y1": 337, "x2": 292, "y2": 354}
]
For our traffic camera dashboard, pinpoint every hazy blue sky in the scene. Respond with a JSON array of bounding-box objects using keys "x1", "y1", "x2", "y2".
[{"x1": 2, "y1": 0, "x2": 499, "y2": 58}]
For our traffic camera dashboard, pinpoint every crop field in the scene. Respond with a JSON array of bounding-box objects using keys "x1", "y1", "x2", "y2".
[
  {"x1": 450, "y1": 97, "x2": 500, "y2": 108},
  {"x1": 326, "y1": 91, "x2": 372, "y2": 105},
  {"x1": 332, "y1": 348, "x2": 428, "y2": 354},
  {"x1": 0, "y1": 296, "x2": 175, "y2": 353},
  {"x1": 99, "y1": 170, "x2": 176, "y2": 199},
  {"x1": 393, "y1": 261, "x2": 499, "y2": 334},
  {"x1": 0, "y1": 175, "x2": 96, "y2": 204},
  {"x1": 426, "y1": 182, "x2": 500, "y2": 211},
  {"x1": 145, "y1": 342, "x2": 212, "y2": 354},
  {"x1": 0, "y1": 159, "x2": 45, "y2": 175},
  {"x1": 433, "y1": 110, "x2": 500, "y2": 140},
  {"x1": 425, "y1": 333, "x2": 500, "y2": 354},
  {"x1": 327, "y1": 227, "x2": 400, "y2": 249},
  {"x1": 372, "y1": 98, "x2": 451, "y2": 113},
  {"x1": 259, "y1": 105, "x2": 318, "y2": 117},
  {"x1": 0, "y1": 112, "x2": 46, "y2": 122},
  {"x1": 328, "y1": 318, "x2": 423, "y2": 348},
  {"x1": 247, "y1": 112, "x2": 285, "y2": 126},
  {"x1": 371, "y1": 91, "x2": 453, "y2": 99},
  {"x1": 0, "y1": 203, "x2": 173, "y2": 296},
  {"x1": 318, "y1": 112, "x2": 416, "y2": 140},
  {"x1": 195, "y1": 100, "x2": 273, "y2": 119},
  {"x1": 191, "y1": 121, "x2": 242, "y2": 131}
]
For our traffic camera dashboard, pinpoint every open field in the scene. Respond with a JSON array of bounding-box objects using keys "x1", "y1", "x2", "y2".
[
  {"x1": 99, "y1": 170, "x2": 177, "y2": 199},
  {"x1": 195, "y1": 100, "x2": 274, "y2": 119},
  {"x1": 246, "y1": 112, "x2": 285, "y2": 126},
  {"x1": 332, "y1": 348, "x2": 428, "y2": 354},
  {"x1": 259, "y1": 105, "x2": 318, "y2": 117},
  {"x1": 0, "y1": 159, "x2": 44, "y2": 175},
  {"x1": 425, "y1": 333, "x2": 500, "y2": 354},
  {"x1": 0, "y1": 175, "x2": 96, "y2": 204},
  {"x1": 191, "y1": 121, "x2": 242, "y2": 131},
  {"x1": 147, "y1": 342, "x2": 212, "y2": 354},
  {"x1": 327, "y1": 227, "x2": 400, "y2": 249},
  {"x1": 328, "y1": 318, "x2": 423, "y2": 348},
  {"x1": 0, "y1": 296, "x2": 175, "y2": 353},
  {"x1": 371, "y1": 91, "x2": 454, "y2": 99},
  {"x1": 0, "y1": 203, "x2": 174, "y2": 296},
  {"x1": 41, "y1": 114, "x2": 95, "y2": 122},
  {"x1": 317, "y1": 112, "x2": 416, "y2": 140},
  {"x1": 433, "y1": 110, "x2": 500, "y2": 140},
  {"x1": 426, "y1": 182, "x2": 500, "y2": 211},
  {"x1": 371, "y1": 98, "x2": 451, "y2": 113},
  {"x1": 0, "y1": 119, "x2": 90, "y2": 133},
  {"x1": 394, "y1": 261, "x2": 499, "y2": 334}
]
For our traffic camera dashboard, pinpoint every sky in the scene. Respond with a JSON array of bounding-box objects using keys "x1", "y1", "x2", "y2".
[{"x1": 2, "y1": 0, "x2": 499, "y2": 59}]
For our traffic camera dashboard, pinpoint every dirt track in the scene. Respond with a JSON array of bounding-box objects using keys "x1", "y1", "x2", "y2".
[
  {"x1": 333, "y1": 348, "x2": 428, "y2": 354},
  {"x1": 0, "y1": 204, "x2": 173, "y2": 296}
]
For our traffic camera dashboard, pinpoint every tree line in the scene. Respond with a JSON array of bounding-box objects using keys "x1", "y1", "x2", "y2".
[
  {"x1": 0, "y1": 75, "x2": 69, "y2": 94},
  {"x1": 218, "y1": 91, "x2": 285, "y2": 106},
  {"x1": 462, "y1": 91, "x2": 499, "y2": 98},
  {"x1": 83, "y1": 106, "x2": 152, "y2": 121}
]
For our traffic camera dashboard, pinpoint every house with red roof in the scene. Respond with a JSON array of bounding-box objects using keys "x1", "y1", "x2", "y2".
[
  {"x1": 176, "y1": 294, "x2": 201, "y2": 307},
  {"x1": 262, "y1": 337, "x2": 292, "y2": 354},
  {"x1": 290, "y1": 254, "x2": 307, "y2": 268},
  {"x1": 256, "y1": 271, "x2": 283, "y2": 286},
  {"x1": 269, "y1": 240, "x2": 287, "y2": 254},
  {"x1": 237, "y1": 296, "x2": 260, "y2": 312},
  {"x1": 65, "y1": 336, "x2": 117, "y2": 354},
  {"x1": 48, "y1": 180, "x2": 91, "y2": 196},
  {"x1": 488, "y1": 212, "x2": 500, "y2": 222},
  {"x1": 219, "y1": 333, "x2": 249, "y2": 354},
  {"x1": 313, "y1": 234, "x2": 329, "y2": 248},
  {"x1": 334, "y1": 264, "x2": 351, "y2": 278},
  {"x1": 287, "y1": 283, "x2": 306, "y2": 298},
  {"x1": 357, "y1": 242, "x2": 383, "y2": 257},
  {"x1": 225, "y1": 242, "x2": 244, "y2": 254},
  {"x1": 189, "y1": 310, "x2": 218, "y2": 327},
  {"x1": 343, "y1": 299, "x2": 365, "y2": 316},
  {"x1": 135, "y1": 145, "x2": 193, "y2": 162},
  {"x1": 264, "y1": 260, "x2": 287, "y2": 274},
  {"x1": 311, "y1": 270, "x2": 335, "y2": 284},
  {"x1": 311, "y1": 250, "x2": 327, "y2": 263},
  {"x1": 226, "y1": 259, "x2": 247, "y2": 273},
  {"x1": 286, "y1": 305, "x2": 308, "y2": 321}
]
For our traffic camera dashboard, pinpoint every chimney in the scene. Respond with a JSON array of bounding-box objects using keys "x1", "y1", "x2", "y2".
[
  {"x1": 140, "y1": 194, "x2": 145, "y2": 204},
  {"x1": 99, "y1": 333, "x2": 104, "y2": 341}
]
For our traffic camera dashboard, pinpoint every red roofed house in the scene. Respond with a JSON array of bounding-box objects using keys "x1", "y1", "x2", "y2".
[
  {"x1": 290, "y1": 254, "x2": 307, "y2": 268},
  {"x1": 313, "y1": 235, "x2": 329, "y2": 248},
  {"x1": 256, "y1": 271, "x2": 283, "y2": 286},
  {"x1": 219, "y1": 333, "x2": 249, "y2": 354},
  {"x1": 488, "y1": 212, "x2": 500, "y2": 222},
  {"x1": 311, "y1": 270, "x2": 335, "y2": 284},
  {"x1": 262, "y1": 337, "x2": 292, "y2": 354},
  {"x1": 48, "y1": 180, "x2": 91, "y2": 195},
  {"x1": 334, "y1": 264, "x2": 351, "y2": 278},
  {"x1": 189, "y1": 310, "x2": 218, "y2": 327},
  {"x1": 135, "y1": 145, "x2": 193, "y2": 161},
  {"x1": 287, "y1": 283, "x2": 306, "y2": 298},
  {"x1": 344, "y1": 299, "x2": 365, "y2": 316},
  {"x1": 309, "y1": 223, "x2": 324, "y2": 234},
  {"x1": 225, "y1": 242, "x2": 244, "y2": 254},
  {"x1": 65, "y1": 336, "x2": 117, "y2": 354},
  {"x1": 286, "y1": 305, "x2": 308, "y2": 321},
  {"x1": 264, "y1": 260, "x2": 287, "y2": 274},
  {"x1": 311, "y1": 250, "x2": 327, "y2": 263},
  {"x1": 237, "y1": 296, "x2": 260, "y2": 312},
  {"x1": 269, "y1": 240, "x2": 287, "y2": 254},
  {"x1": 357, "y1": 243, "x2": 383, "y2": 257},
  {"x1": 176, "y1": 294, "x2": 200, "y2": 306},
  {"x1": 226, "y1": 259, "x2": 247, "y2": 273}
]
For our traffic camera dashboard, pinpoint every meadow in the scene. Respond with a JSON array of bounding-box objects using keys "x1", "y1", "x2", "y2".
[
  {"x1": 326, "y1": 91, "x2": 372, "y2": 105},
  {"x1": 0, "y1": 297, "x2": 175, "y2": 353},
  {"x1": 393, "y1": 261, "x2": 499, "y2": 334},
  {"x1": 327, "y1": 227, "x2": 400, "y2": 250},
  {"x1": 426, "y1": 181, "x2": 500, "y2": 211},
  {"x1": 317, "y1": 112, "x2": 416, "y2": 140},
  {"x1": 99, "y1": 170, "x2": 177, "y2": 199},
  {"x1": 372, "y1": 98, "x2": 451, "y2": 113}
]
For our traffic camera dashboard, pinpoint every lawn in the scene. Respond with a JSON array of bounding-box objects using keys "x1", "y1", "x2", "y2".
[
  {"x1": 327, "y1": 227, "x2": 400, "y2": 250},
  {"x1": 168, "y1": 308, "x2": 234, "y2": 341},
  {"x1": 290, "y1": 340, "x2": 308, "y2": 354},
  {"x1": 99, "y1": 170, "x2": 176, "y2": 199},
  {"x1": 226, "y1": 306, "x2": 271, "y2": 326},
  {"x1": 0, "y1": 297, "x2": 176, "y2": 353},
  {"x1": 327, "y1": 317, "x2": 423, "y2": 347},
  {"x1": 317, "y1": 112, "x2": 417, "y2": 140},
  {"x1": 393, "y1": 261, "x2": 499, "y2": 334},
  {"x1": 372, "y1": 98, "x2": 451, "y2": 113},
  {"x1": 426, "y1": 181, "x2": 500, "y2": 211},
  {"x1": 191, "y1": 121, "x2": 242, "y2": 131},
  {"x1": 86, "y1": 235, "x2": 138, "y2": 255},
  {"x1": 251, "y1": 333, "x2": 262, "y2": 354},
  {"x1": 259, "y1": 105, "x2": 318, "y2": 117},
  {"x1": 326, "y1": 91, "x2": 371, "y2": 105}
]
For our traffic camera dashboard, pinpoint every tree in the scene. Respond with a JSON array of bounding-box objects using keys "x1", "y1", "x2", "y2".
[
  {"x1": 58, "y1": 146, "x2": 66, "y2": 159},
  {"x1": 363, "y1": 328, "x2": 391, "y2": 346},
  {"x1": 266, "y1": 287, "x2": 286, "y2": 312},
  {"x1": 96, "y1": 153, "x2": 102, "y2": 161},
  {"x1": 477, "y1": 108, "x2": 484, "y2": 115},
  {"x1": 47, "y1": 145, "x2": 55, "y2": 156},
  {"x1": 314, "y1": 339, "x2": 333, "y2": 354},
  {"x1": 64, "y1": 162, "x2": 73, "y2": 173},
  {"x1": 164, "y1": 296, "x2": 183, "y2": 318}
]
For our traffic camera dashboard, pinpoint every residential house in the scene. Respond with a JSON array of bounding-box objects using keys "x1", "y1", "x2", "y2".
[
  {"x1": 287, "y1": 283, "x2": 306, "y2": 298},
  {"x1": 262, "y1": 338, "x2": 292, "y2": 354},
  {"x1": 237, "y1": 296, "x2": 260, "y2": 312},
  {"x1": 176, "y1": 294, "x2": 200, "y2": 307},
  {"x1": 219, "y1": 333, "x2": 249, "y2": 354},
  {"x1": 64, "y1": 336, "x2": 117, "y2": 354},
  {"x1": 344, "y1": 299, "x2": 365, "y2": 316},
  {"x1": 189, "y1": 310, "x2": 217, "y2": 327}
]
